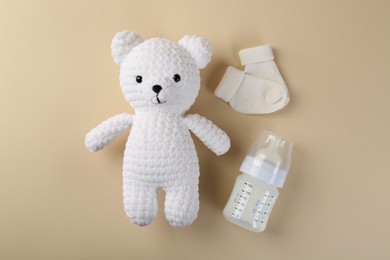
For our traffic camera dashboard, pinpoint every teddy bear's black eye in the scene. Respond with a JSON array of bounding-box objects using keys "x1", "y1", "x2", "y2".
[
  {"x1": 173, "y1": 74, "x2": 181, "y2": 82},
  {"x1": 136, "y1": 75, "x2": 143, "y2": 83}
]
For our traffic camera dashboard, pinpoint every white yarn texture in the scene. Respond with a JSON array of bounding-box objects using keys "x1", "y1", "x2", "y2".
[
  {"x1": 85, "y1": 30, "x2": 230, "y2": 228},
  {"x1": 85, "y1": 113, "x2": 133, "y2": 152}
]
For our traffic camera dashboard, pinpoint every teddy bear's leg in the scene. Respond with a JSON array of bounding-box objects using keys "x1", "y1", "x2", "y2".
[
  {"x1": 164, "y1": 184, "x2": 199, "y2": 228},
  {"x1": 123, "y1": 180, "x2": 158, "y2": 226}
]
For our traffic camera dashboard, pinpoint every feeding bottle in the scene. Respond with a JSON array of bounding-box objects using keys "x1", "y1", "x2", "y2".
[{"x1": 223, "y1": 130, "x2": 293, "y2": 232}]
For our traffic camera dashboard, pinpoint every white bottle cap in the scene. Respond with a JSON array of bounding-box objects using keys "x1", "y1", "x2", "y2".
[{"x1": 239, "y1": 131, "x2": 293, "y2": 188}]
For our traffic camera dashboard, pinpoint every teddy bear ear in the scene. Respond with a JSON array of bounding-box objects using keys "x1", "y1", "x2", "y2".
[
  {"x1": 111, "y1": 30, "x2": 144, "y2": 65},
  {"x1": 178, "y1": 35, "x2": 212, "y2": 69}
]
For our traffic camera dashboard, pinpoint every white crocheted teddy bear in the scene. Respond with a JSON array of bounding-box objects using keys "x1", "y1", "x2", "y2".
[{"x1": 85, "y1": 30, "x2": 230, "y2": 228}]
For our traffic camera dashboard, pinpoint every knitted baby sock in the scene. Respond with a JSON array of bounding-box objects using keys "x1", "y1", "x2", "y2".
[{"x1": 214, "y1": 45, "x2": 289, "y2": 114}]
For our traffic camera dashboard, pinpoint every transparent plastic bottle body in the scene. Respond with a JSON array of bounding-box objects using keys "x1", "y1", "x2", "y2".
[
  {"x1": 223, "y1": 130, "x2": 293, "y2": 232},
  {"x1": 223, "y1": 174, "x2": 279, "y2": 232}
]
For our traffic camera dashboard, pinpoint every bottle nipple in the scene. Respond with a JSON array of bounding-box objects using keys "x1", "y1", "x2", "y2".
[{"x1": 254, "y1": 134, "x2": 282, "y2": 167}]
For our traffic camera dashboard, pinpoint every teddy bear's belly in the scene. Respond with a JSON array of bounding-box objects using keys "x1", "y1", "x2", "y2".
[{"x1": 122, "y1": 112, "x2": 199, "y2": 185}]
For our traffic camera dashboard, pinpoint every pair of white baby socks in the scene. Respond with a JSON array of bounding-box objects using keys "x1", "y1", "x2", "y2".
[{"x1": 214, "y1": 45, "x2": 289, "y2": 114}]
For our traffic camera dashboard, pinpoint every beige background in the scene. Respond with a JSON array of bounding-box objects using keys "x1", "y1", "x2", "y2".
[{"x1": 1, "y1": 0, "x2": 389, "y2": 259}]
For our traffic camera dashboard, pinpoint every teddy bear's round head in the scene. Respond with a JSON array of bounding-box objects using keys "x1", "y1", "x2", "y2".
[{"x1": 111, "y1": 31, "x2": 212, "y2": 114}]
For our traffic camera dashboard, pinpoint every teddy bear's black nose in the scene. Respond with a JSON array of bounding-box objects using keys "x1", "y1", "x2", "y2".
[{"x1": 152, "y1": 85, "x2": 162, "y2": 94}]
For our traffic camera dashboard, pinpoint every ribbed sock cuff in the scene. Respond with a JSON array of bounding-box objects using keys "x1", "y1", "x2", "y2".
[
  {"x1": 214, "y1": 66, "x2": 245, "y2": 102},
  {"x1": 239, "y1": 45, "x2": 274, "y2": 65}
]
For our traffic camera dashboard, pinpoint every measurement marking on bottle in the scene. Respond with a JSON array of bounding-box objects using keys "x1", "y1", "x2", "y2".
[
  {"x1": 232, "y1": 182, "x2": 253, "y2": 219},
  {"x1": 253, "y1": 191, "x2": 272, "y2": 225}
]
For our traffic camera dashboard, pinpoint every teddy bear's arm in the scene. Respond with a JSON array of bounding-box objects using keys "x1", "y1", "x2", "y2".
[
  {"x1": 184, "y1": 114, "x2": 230, "y2": 156},
  {"x1": 85, "y1": 113, "x2": 133, "y2": 152}
]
